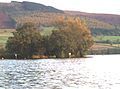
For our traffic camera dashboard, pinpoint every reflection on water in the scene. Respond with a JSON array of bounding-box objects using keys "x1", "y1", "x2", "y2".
[{"x1": 0, "y1": 55, "x2": 120, "y2": 89}]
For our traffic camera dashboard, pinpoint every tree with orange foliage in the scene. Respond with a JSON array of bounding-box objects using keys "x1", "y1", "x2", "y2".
[{"x1": 49, "y1": 16, "x2": 93, "y2": 58}]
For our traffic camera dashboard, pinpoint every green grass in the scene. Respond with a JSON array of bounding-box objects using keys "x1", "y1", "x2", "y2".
[
  {"x1": 0, "y1": 29, "x2": 14, "y2": 47},
  {"x1": 0, "y1": 28, "x2": 56, "y2": 47},
  {"x1": 0, "y1": 27, "x2": 56, "y2": 47},
  {"x1": 40, "y1": 27, "x2": 57, "y2": 36},
  {"x1": 0, "y1": 36, "x2": 9, "y2": 44},
  {"x1": 94, "y1": 36, "x2": 120, "y2": 42},
  {"x1": 1, "y1": 29, "x2": 120, "y2": 48}
]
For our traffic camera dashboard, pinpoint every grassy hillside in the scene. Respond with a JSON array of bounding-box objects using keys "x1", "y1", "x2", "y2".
[
  {"x1": 40, "y1": 27, "x2": 57, "y2": 36},
  {"x1": 94, "y1": 36, "x2": 120, "y2": 44},
  {"x1": 0, "y1": 28, "x2": 55, "y2": 47},
  {"x1": 0, "y1": 29, "x2": 14, "y2": 47}
]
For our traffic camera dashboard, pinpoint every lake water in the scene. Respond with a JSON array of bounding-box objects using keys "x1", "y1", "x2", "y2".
[{"x1": 0, "y1": 55, "x2": 120, "y2": 89}]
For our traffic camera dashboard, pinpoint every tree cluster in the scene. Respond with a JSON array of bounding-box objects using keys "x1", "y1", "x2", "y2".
[{"x1": 6, "y1": 17, "x2": 93, "y2": 59}]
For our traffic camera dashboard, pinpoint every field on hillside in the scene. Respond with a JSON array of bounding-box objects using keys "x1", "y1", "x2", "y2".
[
  {"x1": 0, "y1": 29, "x2": 14, "y2": 48},
  {"x1": 94, "y1": 36, "x2": 120, "y2": 43},
  {"x1": 40, "y1": 27, "x2": 56, "y2": 36},
  {"x1": 0, "y1": 28, "x2": 55, "y2": 48}
]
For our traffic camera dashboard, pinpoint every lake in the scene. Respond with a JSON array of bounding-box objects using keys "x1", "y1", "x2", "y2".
[{"x1": 0, "y1": 55, "x2": 120, "y2": 89}]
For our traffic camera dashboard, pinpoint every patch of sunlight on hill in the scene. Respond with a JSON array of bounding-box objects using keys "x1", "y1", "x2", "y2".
[
  {"x1": 0, "y1": 29, "x2": 14, "y2": 47},
  {"x1": 40, "y1": 27, "x2": 57, "y2": 36}
]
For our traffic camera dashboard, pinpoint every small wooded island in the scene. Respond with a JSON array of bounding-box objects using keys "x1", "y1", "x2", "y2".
[{"x1": 1, "y1": 17, "x2": 93, "y2": 59}]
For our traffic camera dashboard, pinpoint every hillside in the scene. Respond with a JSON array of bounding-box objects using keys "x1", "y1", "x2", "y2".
[
  {"x1": 0, "y1": 1, "x2": 63, "y2": 13},
  {"x1": 0, "y1": 1, "x2": 120, "y2": 36},
  {"x1": 0, "y1": 12, "x2": 15, "y2": 29},
  {"x1": 65, "y1": 11, "x2": 120, "y2": 25},
  {"x1": 0, "y1": 1, "x2": 63, "y2": 28}
]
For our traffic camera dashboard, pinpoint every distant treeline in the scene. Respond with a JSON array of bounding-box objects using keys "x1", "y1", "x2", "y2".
[
  {"x1": 91, "y1": 28, "x2": 120, "y2": 36},
  {"x1": 11, "y1": 12, "x2": 120, "y2": 36},
  {"x1": 88, "y1": 48, "x2": 120, "y2": 55}
]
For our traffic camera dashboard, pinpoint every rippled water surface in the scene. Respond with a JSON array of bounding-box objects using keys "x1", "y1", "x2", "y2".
[{"x1": 0, "y1": 55, "x2": 120, "y2": 89}]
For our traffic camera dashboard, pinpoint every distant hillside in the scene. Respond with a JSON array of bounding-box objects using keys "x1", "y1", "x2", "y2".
[
  {"x1": 0, "y1": 12, "x2": 15, "y2": 28},
  {"x1": 0, "y1": 1, "x2": 63, "y2": 28},
  {"x1": 0, "y1": 1, "x2": 120, "y2": 36},
  {"x1": 65, "y1": 11, "x2": 120, "y2": 36},
  {"x1": 0, "y1": 1, "x2": 63, "y2": 13},
  {"x1": 65, "y1": 11, "x2": 120, "y2": 25}
]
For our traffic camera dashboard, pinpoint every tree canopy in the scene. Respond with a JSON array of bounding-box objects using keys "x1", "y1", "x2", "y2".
[
  {"x1": 6, "y1": 23, "x2": 44, "y2": 58},
  {"x1": 48, "y1": 16, "x2": 93, "y2": 58}
]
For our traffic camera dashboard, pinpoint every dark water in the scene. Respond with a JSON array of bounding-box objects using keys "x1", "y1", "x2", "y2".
[{"x1": 0, "y1": 55, "x2": 120, "y2": 89}]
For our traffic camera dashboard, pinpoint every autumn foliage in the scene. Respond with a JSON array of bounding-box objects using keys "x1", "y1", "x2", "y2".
[
  {"x1": 48, "y1": 16, "x2": 93, "y2": 57},
  {"x1": 5, "y1": 16, "x2": 93, "y2": 59}
]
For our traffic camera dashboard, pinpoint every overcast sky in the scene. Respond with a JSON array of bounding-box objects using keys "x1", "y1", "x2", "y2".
[{"x1": 0, "y1": 0, "x2": 120, "y2": 15}]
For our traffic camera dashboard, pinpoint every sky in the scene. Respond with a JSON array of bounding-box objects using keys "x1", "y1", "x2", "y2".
[{"x1": 0, "y1": 0, "x2": 120, "y2": 15}]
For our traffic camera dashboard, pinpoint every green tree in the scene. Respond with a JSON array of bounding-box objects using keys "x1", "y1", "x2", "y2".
[{"x1": 6, "y1": 23, "x2": 44, "y2": 58}]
